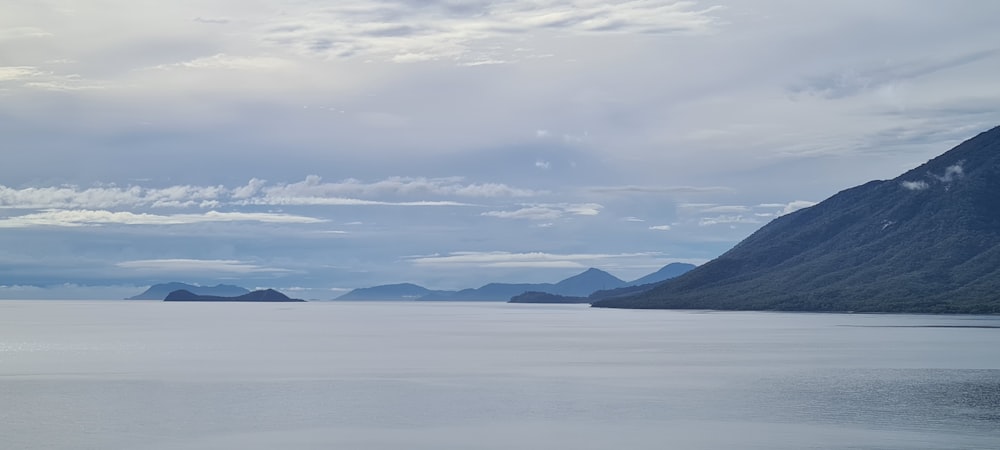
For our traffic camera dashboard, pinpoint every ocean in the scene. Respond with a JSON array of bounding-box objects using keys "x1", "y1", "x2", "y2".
[{"x1": 2, "y1": 300, "x2": 998, "y2": 449}]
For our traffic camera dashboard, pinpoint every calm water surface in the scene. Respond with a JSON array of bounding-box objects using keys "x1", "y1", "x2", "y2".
[{"x1": 1, "y1": 301, "x2": 998, "y2": 449}]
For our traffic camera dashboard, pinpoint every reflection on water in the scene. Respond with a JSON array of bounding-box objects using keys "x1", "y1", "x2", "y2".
[{"x1": 1, "y1": 301, "x2": 998, "y2": 449}]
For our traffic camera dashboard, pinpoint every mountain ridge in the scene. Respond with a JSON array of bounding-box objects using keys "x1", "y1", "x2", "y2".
[
  {"x1": 337, "y1": 263, "x2": 695, "y2": 301},
  {"x1": 594, "y1": 126, "x2": 1000, "y2": 313}
]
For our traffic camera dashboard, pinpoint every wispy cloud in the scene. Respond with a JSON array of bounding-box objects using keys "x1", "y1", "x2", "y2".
[
  {"x1": 0, "y1": 65, "x2": 104, "y2": 91},
  {"x1": 407, "y1": 251, "x2": 661, "y2": 268},
  {"x1": 145, "y1": 54, "x2": 293, "y2": 71},
  {"x1": 246, "y1": 175, "x2": 537, "y2": 204},
  {"x1": 0, "y1": 210, "x2": 325, "y2": 228},
  {"x1": 0, "y1": 183, "x2": 226, "y2": 209},
  {"x1": 930, "y1": 162, "x2": 965, "y2": 182},
  {"x1": 1, "y1": 176, "x2": 535, "y2": 211},
  {"x1": 900, "y1": 180, "x2": 930, "y2": 191},
  {"x1": 779, "y1": 200, "x2": 817, "y2": 215},
  {"x1": 259, "y1": 1, "x2": 724, "y2": 63},
  {"x1": 482, "y1": 203, "x2": 602, "y2": 220},
  {"x1": 698, "y1": 215, "x2": 761, "y2": 226},
  {"x1": 0, "y1": 27, "x2": 54, "y2": 40},
  {"x1": 0, "y1": 66, "x2": 46, "y2": 81},
  {"x1": 116, "y1": 259, "x2": 290, "y2": 274},
  {"x1": 649, "y1": 224, "x2": 672, "y2": 231},
  {"x1": 699, "y1": 205, "x2": 750, "y2": 214},
  {"x1": 790, "y1": 49, "x2": 1000, "y2": 99},
  {"x1": 590, "y1": 185, "x2": 733, "y2": 195}
]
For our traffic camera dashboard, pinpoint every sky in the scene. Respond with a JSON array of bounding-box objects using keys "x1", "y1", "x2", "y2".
[{"x1": 2, "y1": 0, "x2": 1000, "y2": 299}]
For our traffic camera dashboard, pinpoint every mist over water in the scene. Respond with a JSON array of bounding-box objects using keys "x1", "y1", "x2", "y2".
[{"x1": 1, "y1": 301, "x2": 998, "y2": 449}]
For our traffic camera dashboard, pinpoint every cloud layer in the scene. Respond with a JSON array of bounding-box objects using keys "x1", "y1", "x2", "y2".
[{"x1": 3, "y1": 1, "x2": 999, "y2": 295}]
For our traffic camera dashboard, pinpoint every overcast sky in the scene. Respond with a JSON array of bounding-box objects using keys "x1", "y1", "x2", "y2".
[{"x1": 2, "y1": 0, "x2": 999, "y2": 299}]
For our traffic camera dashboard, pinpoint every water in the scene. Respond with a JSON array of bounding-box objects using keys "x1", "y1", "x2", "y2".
[{"x1": 1, "y1": 301, "x2": 998, "y2": 449}]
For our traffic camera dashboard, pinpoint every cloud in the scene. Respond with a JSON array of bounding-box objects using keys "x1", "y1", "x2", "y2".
[
  {"x1": 0, "y1": 183, "x2": 226, "y2": 209},
  {"x1": 1, "y1": 176, "x2": 535, "y2": 211},
  {"x1": 407, "y1": 251, "x2": 660, "y2": 268},
  {"x1": 780, "y1": 200, "x2": 818, "y2": 215},
  {"x1": 0, "y1": 66, "x2": 103, "y2": 91},
  {"x1": 231, "y1": 178, "x2": 267, "y2": 199},
  {"x1": 116, "y1": 259, "x2": 290, "y2": 274},
  {"x1": 590, "y1": 185, "x2": 733, "y2": 195},
  {"x1": 698, "y1": 215, "x2": 761, "y2": 226},
  {"x1": 623, "y1": 216, "x2": 645, "y2": 222},
  {"x1": 900, "y1": 180, "x2": 930, "y2": 191},
  {"x1": 0, "y1": 27, "x2": 54, "y2": 40},
  {"x1": 0, "y1": 66, "x2": 45, "y2": 81},
  {"x1": 482, "y1": 203, "x2": 602, "y2": 220},
  {"x1": 930, "y1": 162, "x2": 965, "y2": 182},
  {"x1": 0, "y1": 210, "x2": 325, "y2": 228},
  {"x1": 535, "y1": 160, "x2": 551, "y2": 169},
  {"x1": 146, "y1": 54, "x2": 293, "y2": 71},
  {"x1": 648, "y1": 225, "x2": 672, "y2": 231},
  {"x1": 699, "y1": 205, "x2": 750, "y2": 213},
  {"x1": 243, "y1": 197, "x2": 469, "y2": 207},
  {"x1": 193, "y1": 17, "x2": 232, "y2": 25},
  {"x1": 790, "y1": 49, "x2": 1000, "y2": 99},
  {"x1": 259, "y1": 1, "x2": 724, "y2": 63},
  {"x1": 482, "y1": 206, "x2": 562, "y2": 220},
  {"x1": 247, "y1": 175, "x2": 537, "y2": 204}
]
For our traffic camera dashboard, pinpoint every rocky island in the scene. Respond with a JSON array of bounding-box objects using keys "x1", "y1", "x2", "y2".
[{"x1": 164, "y1": 288, "x2": 305, "y2": 302}]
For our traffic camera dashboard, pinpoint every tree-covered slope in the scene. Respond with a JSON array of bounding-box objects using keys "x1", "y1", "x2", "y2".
[{"x1": 594, "y1": 126, "x2": 1000, "y2": 314}]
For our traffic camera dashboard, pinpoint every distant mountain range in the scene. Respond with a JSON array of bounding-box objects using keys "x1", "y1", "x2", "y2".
[
  {"x1": 595, "y1": 126, "x2": 1000, "y2": 314},
  {"x1": 128, "y1": 283, "x2": 250, "y2": 300},
  {"x1": 164, "y1": 288, "x2": 305, "y2": 302},
  {"x1": 510, "y1": 263, "x2": 697, "y2": 304},
  {"x1": 338, "y1": 263, "x2": 696, "y2": 301}
]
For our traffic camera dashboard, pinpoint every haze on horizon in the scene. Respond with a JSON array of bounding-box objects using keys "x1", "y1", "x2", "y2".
[{"x1": 2, "y1": 1, "x2": 1000, "y2": 299}]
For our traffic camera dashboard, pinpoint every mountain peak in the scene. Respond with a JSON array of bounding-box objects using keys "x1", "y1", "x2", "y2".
[{"x1": 554, "y1": 268, "x2": 626, "y2": 296}]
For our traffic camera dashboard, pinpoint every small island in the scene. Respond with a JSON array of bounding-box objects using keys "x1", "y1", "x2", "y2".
[{"x1": 164, "y1": 288, "x2": 306, "y2": 302}]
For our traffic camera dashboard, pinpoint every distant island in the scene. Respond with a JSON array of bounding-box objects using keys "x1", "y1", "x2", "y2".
[
  {"x1": 337, "y1": 263, "x2": 696, "y2": 302},
  {"x1": 128, "y1": 282, "x2": 250, "y2": 300},
  {"x1": 335, "y1": 283, "x2": 451, "y2": 301},
  {"x1": 595, "y1": 126, "x2": 1000, "y2": 314},
  {"x1": 164, "y1": 288, "x2": 305, "y2": 302}
]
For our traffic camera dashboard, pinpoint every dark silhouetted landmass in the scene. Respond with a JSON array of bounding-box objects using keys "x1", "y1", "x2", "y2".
[
  {"x1": 336, "y1": 283, "x2": 451, "y2": 301},
  {"x1": 510, "y1": 263, "x2": 697, "y2": 304},
  {"x1": 419, "y1": 283, "x2": 546, "y2": 301},
  {"x1": 509, "y1": 291, "x2": 589, "y2": 304},
  {"x1": 128, "y1": 282, "x2": 250, "y2": 300},
  {"x1": 164, "y1": 288, "x2": 305, "y2": 302},
  {"x1": 595, "y1": 126, "x2": 1000, "y2": 314},
  {"x1": 418, "y1": 268, "x2": 626, "y2": 301}
]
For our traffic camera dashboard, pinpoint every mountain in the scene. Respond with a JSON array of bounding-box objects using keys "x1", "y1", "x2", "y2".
[
  {"x1": 509, "y1": 263, "x2": 696, "y2": 304},
  {"x1": 164, "y1": 288, "x2": 305, "y2": 302},
  {"x1": 418, "y1": 283, "x2": 551, "y2": 301},
  {"x1": 594, "y1": 126, "x2": 1000, "y2": 314},
  {"x1": 627, "y1": 263, "x2": 696, "y2": 286},
  {"x1": 553, "y1": 268, "x2": 628, "y2": 296},
  {"x1": 336, "y1": 283, "x2": 448, "y2": 301},
  {"x1": 416, "y1": 268, "x2": 627, "y2": 301},
  {"x1": 128, "y1": 282, "x2": 250, "y2": 300}
]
